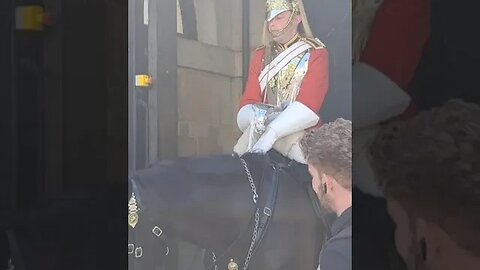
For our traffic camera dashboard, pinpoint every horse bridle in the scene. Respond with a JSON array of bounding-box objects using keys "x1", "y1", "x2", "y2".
[
  {"x1": 128, "y1": 178, "x2": 170, "y2": 262},
  {"x1": 205, "y1": 154, "x2": 285, "y2": 270}
]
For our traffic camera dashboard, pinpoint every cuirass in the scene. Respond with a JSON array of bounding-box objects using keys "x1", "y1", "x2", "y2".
[{"x1": 265, "y1": 44, "x2": 312, "y2": 108}]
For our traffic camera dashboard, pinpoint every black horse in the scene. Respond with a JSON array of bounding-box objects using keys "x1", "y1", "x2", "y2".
[
  {"x1": 0, "y1": 152, "x2": 402, "y2": 270},
  {"x1": 128, "y1": 151, "x2": 330, "y2": 270}
]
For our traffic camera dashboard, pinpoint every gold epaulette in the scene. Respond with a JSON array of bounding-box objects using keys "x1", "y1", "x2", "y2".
[
  {"x1": 301, "y1": 37, "x2": 326, "y2": 50},
  {"x1": 255, "y1": 45, "x2": 266, "y2": 51}
]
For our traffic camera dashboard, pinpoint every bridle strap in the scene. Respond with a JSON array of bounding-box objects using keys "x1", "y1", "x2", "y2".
[
  {"x1": 250, "y1": 161, "x2": 282, "y2": 257},
  {"x1": 203, "y1": 156, "x2": 268, "y2": 270}
]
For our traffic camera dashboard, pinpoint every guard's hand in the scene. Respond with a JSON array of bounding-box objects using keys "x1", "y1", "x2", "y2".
[{"x1": 251, "y1": 127, "x2": 278, "y2": 154}]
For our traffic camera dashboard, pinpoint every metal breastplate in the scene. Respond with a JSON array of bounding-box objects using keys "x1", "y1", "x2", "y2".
[{"x1": 265, "y1": 46, "x2": 311, "y2": 108}]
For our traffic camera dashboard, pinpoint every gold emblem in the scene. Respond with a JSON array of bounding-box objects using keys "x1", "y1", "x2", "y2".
[
  {"x1": 266, "y1": 0, "x2": 298, "y2": 12},
  {"x1": 128, "y1": 193, "x2": 139, "y2": 228},
  {"x1": 227, "y1": 259, "x2": 238, "y2": 270}
]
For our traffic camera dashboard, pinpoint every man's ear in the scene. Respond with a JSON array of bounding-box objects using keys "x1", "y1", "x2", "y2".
[
  {"x1": 415, "y1": 218, "x2": 442, "y2": 263},
  {"x1": 292, "y1": 14, "x2": 302, "y2": 24},
  {"x1": 323, "y1": 173, "x2": 335, "y2": 191}
]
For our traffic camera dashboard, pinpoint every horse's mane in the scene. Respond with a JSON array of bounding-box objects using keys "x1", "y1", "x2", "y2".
[{"x1": 147, "y1": 153, "x2": 270, "y2": 179}]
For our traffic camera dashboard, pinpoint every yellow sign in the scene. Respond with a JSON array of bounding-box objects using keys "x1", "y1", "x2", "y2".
[
  {"x1": 15, "y1": 6, "x2": 45, "y2": 31},
  {"x1": 135, "y1": 75, "x2": 153, "y2": 87}
]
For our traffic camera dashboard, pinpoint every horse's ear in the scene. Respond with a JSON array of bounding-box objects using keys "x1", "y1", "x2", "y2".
[{"x1": 128, "y1": 178, "x2": 133, "y2": 194}]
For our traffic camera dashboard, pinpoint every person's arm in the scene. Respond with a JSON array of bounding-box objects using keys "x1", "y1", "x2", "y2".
[
  {"x1": 296, "y1": 47, "x2": 330, "y2": 113},
  {"x1": 353, "y1": 0, "x2": 431, "y2": 129},
  {"x1": 360, "y1": 0, "x2": 430, "y2": 90},
  {"x1": 237, "y1": 49, "x2": 265, "y2": 132}
]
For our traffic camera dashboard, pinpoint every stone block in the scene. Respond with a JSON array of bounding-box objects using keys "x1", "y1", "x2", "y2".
[
  {"x1": 233, "y1": 51, "x2": 244, "y2": 77},
  {"x1": 177, "y1": 121, "x2": 190, "y2": 137},
  {"x1": 188, "y1": 122, "x2": 209, "y2": 138},
  {"x1": 219, "y1": 88, "x2": 233, "y2": 125},
  {"x1": 178, "y1": 136, "x2": 197, "y2": 157},
  {"x1": 218, "y1": 124, "x2": 238, "y2": 154},
  {"x1": 231, "y1": 77, "x2": 244, "y2": 113},
  {"x1": 177, "y1": 37, "x2": 235, "y2": 77},
  {"x1": 197, "y1": 126, "x2": 221, "y2": 155},
  {"x1": 231, "y1": 0, "x2": 243, "y2": 51},
  {"x1": 215, "y1": 0, "x2": 233, "y2": 49},
  {"x1": 178, "y1": 68, "x2": 228, "y2": 124},
  {"x1": 249, "y1": 0, "x2": 265, "y2": 48}
]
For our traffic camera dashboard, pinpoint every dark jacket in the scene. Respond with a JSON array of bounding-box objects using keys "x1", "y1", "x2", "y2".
[{"x1": 318, "y1": 207, "x2": 352, "y2": 270}]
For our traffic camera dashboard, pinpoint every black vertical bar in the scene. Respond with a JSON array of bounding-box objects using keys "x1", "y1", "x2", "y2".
[
  {"x1": 0, "y1": 0, "x2": 16, "y2": 212},
  {"x1": 156, "y1": 0, "x2": 178, "y2": 160},
  {"x1": 178, "y1": 0, "x2": 197, "y2": 40},
  {"x1": 128, "y1": 0, "x2": 136, "y2": 177}
]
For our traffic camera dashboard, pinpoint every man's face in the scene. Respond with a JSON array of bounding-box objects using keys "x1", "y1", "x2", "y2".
[
  {"x1": 308, "y1": 163, "x2": 334, "y2": 212},
  {"x1": 387, "y1": 199, "x2": 435, "y2": 270},
  {"x1": 267, "y1": 11, "x2": 301, "y2": 42},
  {"x1": 387, "y1": 199, "x2": 415, "y2": 266}
]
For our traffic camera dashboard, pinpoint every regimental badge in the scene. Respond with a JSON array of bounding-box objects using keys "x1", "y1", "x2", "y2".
[
  {"x1": 128, "y1": 192, "x2": 139, "y2": 228},
  {"x1": 227, "y1": 259, "x2": 239, "y2": 270}
]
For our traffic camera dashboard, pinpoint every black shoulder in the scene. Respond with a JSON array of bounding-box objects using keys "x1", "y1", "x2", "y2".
[{"x1": 320, "y1": 246, "x2": 351, "y2": 270}]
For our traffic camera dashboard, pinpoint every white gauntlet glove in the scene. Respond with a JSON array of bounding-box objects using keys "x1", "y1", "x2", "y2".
[
  {"x1": 251, "y1": 127, "x2": 278, "y2": 153},
  {"x1": 236, "y1": 104, "x2": 255, "y2": 132},
  {"x1": 251, "y1": 101, "x2": 319, "y2": 154},
  {"x1": 353, "y1": 62, "x2": 411, "y2": 129}
]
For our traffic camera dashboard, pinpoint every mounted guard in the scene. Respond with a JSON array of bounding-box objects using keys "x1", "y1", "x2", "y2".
[
  {"x1": 127, "y1": 1, "x2": 333, "y2": 269},
  {"x1": 233, "y1": 0, "x2": 329, "y2": 164}
]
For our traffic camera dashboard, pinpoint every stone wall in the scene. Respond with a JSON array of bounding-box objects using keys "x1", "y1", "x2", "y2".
[{"x1": 176, "y1": 0, "x2": 265, "y2": 156}]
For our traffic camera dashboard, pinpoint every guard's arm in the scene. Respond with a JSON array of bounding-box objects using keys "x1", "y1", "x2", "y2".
[
  {"x1": 237, "y1": 49, "x2": 265, "y2": 132},
  {"x1": 353, "y1": 0, "x2": 431, "y2": 129}
]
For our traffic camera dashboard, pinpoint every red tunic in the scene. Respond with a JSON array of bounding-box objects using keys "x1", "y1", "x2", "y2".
[
  {"x1": 360, "y1": 0, "x2": 431, "y2": 117},
  {"x1": 239, "y1": 47, "x2": 330, "y2": 115}
]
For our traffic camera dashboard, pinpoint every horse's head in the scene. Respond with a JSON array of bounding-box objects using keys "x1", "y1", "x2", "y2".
[
  {"x1": 127, "y1": 153, "x2": 326, "y2": 270},
  {"x1": 128, "y1": 177, "x2": 170, "y2": 268},
  {"x1": 126, "y1": 154, "x2": 270, "y2": 269}
]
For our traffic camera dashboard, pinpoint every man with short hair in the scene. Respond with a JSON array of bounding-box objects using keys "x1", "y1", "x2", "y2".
[
  {"x1": 368, "y1": 99, "x2": 480, "y2": 270},
  {"x1": 300, "y1": 118, "x2": 352, "y2": 270}
]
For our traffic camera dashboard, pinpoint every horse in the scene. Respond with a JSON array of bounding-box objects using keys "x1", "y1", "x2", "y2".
[
  {"x1": 0, "y1": 151, "x2": 404, "y2": 270},
  {"x1": 127, "y1": 151, "x2": 331, "y2": 270}
]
